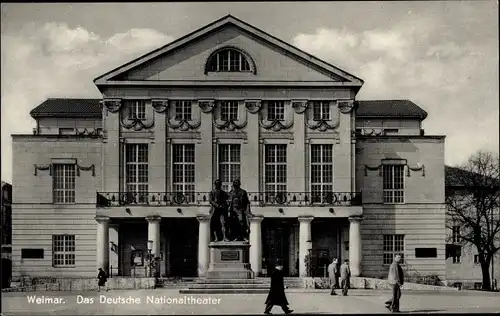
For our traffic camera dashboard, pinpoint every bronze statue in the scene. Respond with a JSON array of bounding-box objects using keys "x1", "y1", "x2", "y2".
[
  {"x1": 209, "y1": 179, "x2": 229, "y2": 242},
  {"x1": 227, "y1": 179, "x2": 253, "y2": 242}
]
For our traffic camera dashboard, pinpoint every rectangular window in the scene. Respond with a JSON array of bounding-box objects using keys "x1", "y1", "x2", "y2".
[
  {"x1": 265, "y1": 144, "x2": 287, "y2": 203},
  {"x1": 383, "y1": 165, "x2": 405, "y2": 204},
  {"x1": 452, "y1": 247, "x2": 462, "y2": 263},
  {"x1": 52, "y1": 235, "x2": 75, "y2": 267},
  {"x1": 220, "y1": 101, "x2": 239, "y2": 121},
  {"x1": 474, "y1": 254, "x2": 480, "y2": 264},
  {"x1": 452, "y1": 226, "x2": 460, "y2": 243},
  {"x1": 218, "y1": 144, "x2": 241, "y2": 192},
  {"x1": 128, "y1": 100, "x2": 146, "y2": 120},
  {"x1": 21, "y1": 248, "x2": 44, "y2": 259},
  {"x1": 172, "y1": 144, "x2": 195, "y2": 203},
  {"x1": 310, "y1": 144, "x2": 333, "y2": 203},
  {"x1": 174, "y1": 101, "x2": 192, "y2": 121},
  {"x1": 53, "y1": 164, "x2": 76, "y2": 204},
  {"x1": 383, "y1": 234, "x2": 405, "y2": 264},
  {"x1": 415, "y1": 248, "x2": 437, "y2": 258},
  {"x1": 125, "y1": 144, "x2": 148, "y2": 203},
  {"x1": 267, "y1": 101, "x2": 285, "y2": 121},
  {"x1": 311, "y1": 101, "x2": 330, "y2": 121}
]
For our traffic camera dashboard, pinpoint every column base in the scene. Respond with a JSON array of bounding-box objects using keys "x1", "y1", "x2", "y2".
[{"x1": 206, "y1": 241, "x2": 252, "y2": 279}]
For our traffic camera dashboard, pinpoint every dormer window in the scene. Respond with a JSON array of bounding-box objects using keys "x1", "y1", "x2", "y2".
[
  {"x1": 207, "y1": 48, "x2": 252, "y2": 72},
  {"x1": 174, "y1": 101, "x2": 192, "y2": 121},
  {"x1": 311, "y1": 101, "x2": 330, "y2": 121},
  {"x1": 128, "y1": 100, "x2": 146, "y2": 120}
]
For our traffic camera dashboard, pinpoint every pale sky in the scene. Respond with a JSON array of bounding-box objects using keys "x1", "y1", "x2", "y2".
[{"x1": 1, "y1": 2, "x2": 498, "y2": 183}]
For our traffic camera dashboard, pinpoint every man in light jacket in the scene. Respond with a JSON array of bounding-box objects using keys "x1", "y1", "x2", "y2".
[
  {"x1": 385, "y1": 253, "x2": 404, "y2": 312},
  {"x1": 340, "y1": 259, "x2": 351, "y2": 296},
  {"x1": 327, "y1": 258, "x2": 339, "y2": 295}
]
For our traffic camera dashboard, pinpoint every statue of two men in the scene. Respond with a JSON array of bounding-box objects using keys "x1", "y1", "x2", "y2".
[{"x1": 209, "y1": 179, "x2": 253, "y2": 242}]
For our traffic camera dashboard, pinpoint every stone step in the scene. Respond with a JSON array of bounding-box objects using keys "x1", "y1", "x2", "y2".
[
  {"x1": 196, "y1": 279, "x2": 268, "y2": 284},
  {"x1": 179, "y1": 288, "x2": 269, "y2": 294},
  {"x1": 188, "y1": 283, "x2": 270, "y2": 289}
]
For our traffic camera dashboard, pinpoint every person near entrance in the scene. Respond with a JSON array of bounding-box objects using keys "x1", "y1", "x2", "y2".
[
  {"x1": 385, "y1": 253, "x2": 404, "y2": 312},
  {"x1": 340, "y1": 259, "x2": 351, "y2": 296},
  {"x1": 264, "y1": 261, "x2": 293, "y2": 315},
  {"x1": 228, "y1": 179, "x2": 253, "y2": 241},
  {"x1": 209, "y1": 179, "x2": 229, "y2": 242},
  {"x1": 328, "y1": 258, "x2": 339, "y2": 295},
  {"x1": 97, "y1": 268, "x2": 109, "y2": 292}
]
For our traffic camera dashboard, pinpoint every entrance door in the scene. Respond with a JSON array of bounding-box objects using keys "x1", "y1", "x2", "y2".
[
  {"x1": 263, "y1": 220, "x2": 290, "y2": 276},
  {"x1": 169, "y1": 219, "x2": 198, "y2": 277}
]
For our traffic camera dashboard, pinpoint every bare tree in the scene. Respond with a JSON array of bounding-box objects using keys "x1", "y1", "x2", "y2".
[{"x1": 446, "y1": 151, "x2": 500, "y2": 290}]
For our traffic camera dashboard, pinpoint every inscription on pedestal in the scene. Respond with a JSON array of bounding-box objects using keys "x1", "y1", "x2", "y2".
[{"x1": 221, "y1": 250, "x2": 240, "y2": 261}]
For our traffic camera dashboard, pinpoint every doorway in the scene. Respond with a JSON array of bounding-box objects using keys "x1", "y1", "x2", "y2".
[
  {"x1": 168, "y1": 218, "x2": 198, "y2": 277},
  {"x1": 262, "y1": 219, "x2": 291, "y2": 276}
]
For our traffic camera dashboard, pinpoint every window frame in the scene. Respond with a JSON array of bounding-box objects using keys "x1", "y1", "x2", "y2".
[
  {"x1": 452, "y1": 226, "x2": 461, "y2": 243},
  {"x1": 172, "y1": 144, "x2": 196, "y2": 203},
  {"x1": 173, "y1": 100, "x2": 192, "y2": 121},
  {"x1": 218, "y1": 144, "x2": 241, "y2": 192},
  {"x1": 267, "y1": 101, "x2": 285, "y2": 121},
  {"x1": 310, "y1": 144, "x2": 334, "y2": 204},
  {"x1": 52, "y1": 235, "x2": 76, "y2": 268},
  {"x1": 125, "y1": 144, "x2": 149, "y2": 202},
  {"x1": 220, "y1": 101, "x2": 239, "y2": 121},
  {"x1": 53, "y1": 164, "x2": 76, "y2": 204},
  {"x1": 264, "y1": 144, "x2": 287, "y2": 201},
  {"x1": 383, "y1": 234, "x2": 405, "y2": 265},
  {"x1": 207, "y1": 49, "x2": 252, "y2": 72},
  {"x1": 311, "y1": 101, "x2": 331, "y2": 121},
  {"x1": 128, "y1": 100, "x2": 146, "y2": 120},
  {"x1": 383, "y1": 165, "x2": 405, "y2": 204}
]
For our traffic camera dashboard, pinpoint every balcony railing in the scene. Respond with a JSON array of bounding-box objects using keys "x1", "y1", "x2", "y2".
[{"x1": 96, "y1": 191, "x2": 362, "y2": 207}]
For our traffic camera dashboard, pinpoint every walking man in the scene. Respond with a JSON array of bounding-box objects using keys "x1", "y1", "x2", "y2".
[
  {"x1": 264, "y1": 262, "x2": 293, "y2": 315},
  {"x1": 340, "y1": 259, "x2": 351, "y2": 296},
  {"x1": 327, "y1": 258, "x2": 339, "y2": 295},
  {"x1": 97, "y1": 268, "x2": 109, "y2": 292},
  {"x1": 385, "y1": 253, "x2": 404, "y2": 312}
]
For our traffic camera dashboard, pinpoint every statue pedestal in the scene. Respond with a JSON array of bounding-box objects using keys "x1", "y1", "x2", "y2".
[{"x1": 206, "y1": 241, "x2": 252, "y2": 279}]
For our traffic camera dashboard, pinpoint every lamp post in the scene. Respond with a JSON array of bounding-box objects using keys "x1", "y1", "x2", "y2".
[{"x1": 147, "y1": 240, "x2": 153, "y2": 277}]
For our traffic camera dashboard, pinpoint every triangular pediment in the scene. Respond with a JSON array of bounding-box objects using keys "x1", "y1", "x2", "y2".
[{"x1": 94, "y1": 15, "x2": 363, "y2": 87}]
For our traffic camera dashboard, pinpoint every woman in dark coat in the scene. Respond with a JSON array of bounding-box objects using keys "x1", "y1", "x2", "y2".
[
  {"x1": 97, "y1": 268, "x2": 109, "y2": 292},
  {"x1": 264, "y1": 263, "x2": 293, "y2": 315}
]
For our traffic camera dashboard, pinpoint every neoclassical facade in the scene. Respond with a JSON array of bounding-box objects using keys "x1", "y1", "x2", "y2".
[{"x1": 11, "y1": 15, "x2": 446, "y2": 281}]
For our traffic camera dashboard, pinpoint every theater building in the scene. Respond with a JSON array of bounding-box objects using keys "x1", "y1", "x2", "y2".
[{"x1": 11, "y1": 15, "x2": 446, "y2": 281}]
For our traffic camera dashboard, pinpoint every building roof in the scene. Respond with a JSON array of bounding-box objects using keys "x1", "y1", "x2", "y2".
[
  {"x1": 356, "y1": 100, "x2": 428, "y2": 119},
  {"x1": 29, "y1": 98, "x2": 102, "y2": 118},
  {"x1": 29, "y1": 98, "x2": 428, "y2": 119},
  {"x1": 93, "y1": 14, "x2": 364, "y2": 87}
]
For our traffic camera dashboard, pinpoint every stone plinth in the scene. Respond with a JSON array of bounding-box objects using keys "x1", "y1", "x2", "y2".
[{"x1": 206, "y1": 241, "x2": 252, "y2": 279}]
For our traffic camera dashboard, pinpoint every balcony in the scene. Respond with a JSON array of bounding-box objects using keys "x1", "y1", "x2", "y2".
[{"x1": 96, "y1": 191, "x2": 362, "y2": 208}]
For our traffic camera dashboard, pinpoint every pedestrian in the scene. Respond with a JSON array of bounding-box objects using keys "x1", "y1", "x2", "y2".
[
  {"x1": 340, "y1": 259, "x2": 351, "y2": 296},
  {"x1": 97, "y1": 268, "x2": 109, "y2": 292},
  {"x1": 264, "y1": 262, "x2": 293, "y2": 315},
  {"x1": 327, "y1": 258, "x2": 339, "y2": 295},
  {"x1": 385, "y1": 253, "x2": 404, "y2": 312}
]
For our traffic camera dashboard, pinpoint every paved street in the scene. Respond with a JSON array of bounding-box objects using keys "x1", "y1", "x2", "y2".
[{"x1": 2, "y1": 289, "x2": 499, "y2": 315}]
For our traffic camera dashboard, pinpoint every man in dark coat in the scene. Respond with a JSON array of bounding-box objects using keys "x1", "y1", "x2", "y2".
[
  {"x1": 340, "y1": 259, "x2": 351, "y2": 296},
  {"x1": 264, "y1": 262, "x2": 293, "y2": 315},
  {"x1": 97, "y1": 268, "x2": 109, "y2": 292},
  {"x1": 209, "y1": 179, "x2": 229, "y2": 241},
  {"x1": 385, "y1": 253, "x2": 404, "y2": 312}
]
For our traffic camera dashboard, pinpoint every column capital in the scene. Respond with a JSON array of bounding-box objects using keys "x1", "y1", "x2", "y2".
[
  {"x1": 349, "y1": 215, "x2": 363, "y2": 223},
  {"x1": 250, "y1": 215, "x2": 264, "y2": 223},
  {"x1": 95, "y1": 216, "x2": 110, "y2": 223},
  {"x1": 298, "y1": 215, "x2": 314, "y2": 223},
  {"x1": 196, "y1": 214, "x2": 211, "y2": 222},
  {"x1": 146, "y1": 215, "x2": 162, "y2": 223}
]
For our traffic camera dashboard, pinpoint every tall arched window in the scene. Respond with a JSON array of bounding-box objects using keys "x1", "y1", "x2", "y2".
[{"x1": 206, "y1": 48, "x2": 253, "y2": 72}]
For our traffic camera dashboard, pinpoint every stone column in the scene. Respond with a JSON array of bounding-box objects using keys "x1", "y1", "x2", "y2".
[
  {"x1": 146, "y1": 215, "x2": 162, "y2": 258},
  {"x1": 95, "y1": 216, "x2": 110, "y2": 274},
  {"x1": 250, "y1": 215, "x2": 264, "y2": 276},
  {"x1": 349, "y1": 216, "x2": 363, "y2": 277},
  {"x1": 298, "y1": 216, "x2": 314, "y2": 277},
  {"x1": 197, "y1": 214, "x2": 211, "y2": 277}
]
